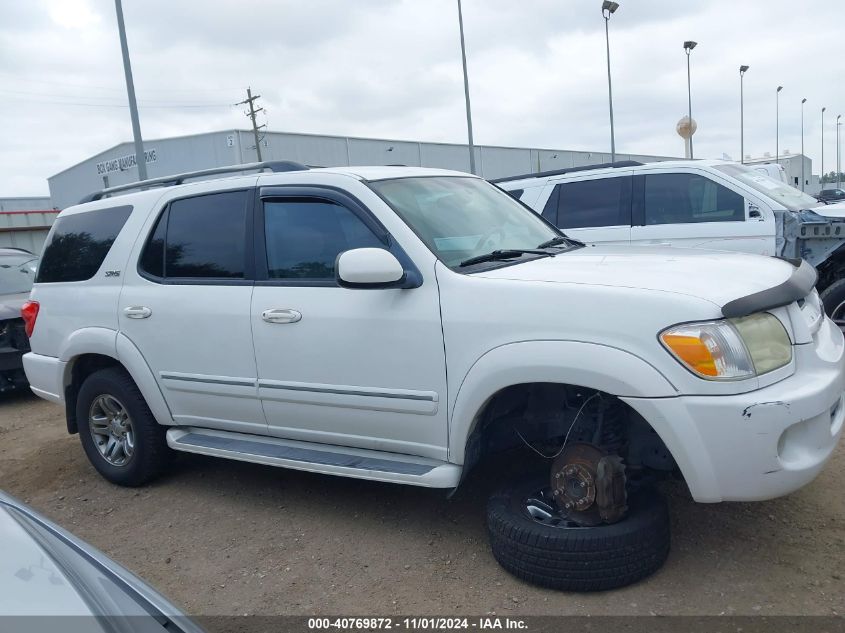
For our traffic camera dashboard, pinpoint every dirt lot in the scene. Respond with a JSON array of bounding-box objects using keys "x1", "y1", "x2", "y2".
[{"x1": 1, "y1": 390, "x2": 843, "y2": 617}]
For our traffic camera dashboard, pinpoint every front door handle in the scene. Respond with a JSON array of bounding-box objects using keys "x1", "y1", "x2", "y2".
[
  {"x1": 124, "y1": 306, "x2": 152, "y2": 319},
  {"x1": 261, "y1": 309, "x2": 302, "y2": 324}
]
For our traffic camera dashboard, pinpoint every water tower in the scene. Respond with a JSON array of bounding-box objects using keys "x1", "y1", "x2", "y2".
[{"x1": 676, "y1": 116, "x2": 697, "y2": 159}]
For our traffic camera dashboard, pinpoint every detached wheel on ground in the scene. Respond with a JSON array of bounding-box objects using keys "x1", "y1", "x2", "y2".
[
  {"x1": 820, "y1": 278, "x2": 845, "y2": 326},
  {"x1": 486, "y1": 477, "x2": 670, "y2": 592},
  {"x1": 77, "y1": 367, "x2": 170, "y2": 487}
]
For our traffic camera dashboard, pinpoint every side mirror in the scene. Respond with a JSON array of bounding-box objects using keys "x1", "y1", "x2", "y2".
[{"x1": 337, "y1": 248, "x2": 405, "y2": 288}]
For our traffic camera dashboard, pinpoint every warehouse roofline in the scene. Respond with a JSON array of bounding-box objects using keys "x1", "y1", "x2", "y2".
[{"x1": 49, "y1": 128, "x2": 676, "y2": 180}]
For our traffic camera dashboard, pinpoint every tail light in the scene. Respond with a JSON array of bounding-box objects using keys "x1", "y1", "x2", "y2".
[{"x1": 21, "y1": 300, "x2": 39, "y2": 338}]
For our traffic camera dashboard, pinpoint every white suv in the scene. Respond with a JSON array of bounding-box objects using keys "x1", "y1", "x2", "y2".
[
  {"x1": 23, "y1": 163, "x2": 845, "y2": 592},
  {"x1": 497, "y1": 159, "x2": 845, "y2": 323}
]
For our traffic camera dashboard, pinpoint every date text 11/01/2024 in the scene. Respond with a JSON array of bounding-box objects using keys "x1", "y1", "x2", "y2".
[{"x1": 307, "y1": 617, "x2": 528, "y2": 630}]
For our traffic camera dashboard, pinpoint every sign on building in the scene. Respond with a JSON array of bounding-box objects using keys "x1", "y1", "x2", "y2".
[{"x1": 96, "y1": 149, "x2": 158, "y2": 175}]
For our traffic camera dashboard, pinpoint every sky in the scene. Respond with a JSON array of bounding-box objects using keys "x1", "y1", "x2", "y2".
[{"x1": 1, "y1": 0, "x2": 843, "y2": 196}]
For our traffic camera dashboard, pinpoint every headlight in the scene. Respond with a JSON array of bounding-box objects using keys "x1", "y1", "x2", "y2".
[{"x1": 660, "y1": 313, "x2": 792, "y2": 380}]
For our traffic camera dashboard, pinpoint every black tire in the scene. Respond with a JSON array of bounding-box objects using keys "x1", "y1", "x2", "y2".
[
  {"x1": 820, "y1": 278, "x2": 845, "y2": 322},
  {"x1": 77, "y1": 367, "x2": 169, "y2": 487},
  {"x1": 486, "y1": 477, "x2": 670, "y2": 592}
]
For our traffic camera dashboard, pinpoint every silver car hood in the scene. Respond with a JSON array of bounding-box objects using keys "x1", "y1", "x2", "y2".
[
  {"x1": 0, "y1": 504, "x2": 91, "y2": 616},
  {"x1": 0, "y1": 490, "x2": 204, "y2": 631}
]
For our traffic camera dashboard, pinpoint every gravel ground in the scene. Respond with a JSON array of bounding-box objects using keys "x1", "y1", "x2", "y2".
[{"x1": 1, "y1": 390, "x2": 843, "y2": 617}]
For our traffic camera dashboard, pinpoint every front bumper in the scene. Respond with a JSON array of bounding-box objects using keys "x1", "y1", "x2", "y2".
[{"x1": 623, "y1": 319, "x2": 845, "y2": 503}]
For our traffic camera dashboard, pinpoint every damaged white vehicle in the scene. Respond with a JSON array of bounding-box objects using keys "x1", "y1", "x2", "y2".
[{"x1": 22, "y1": 163, "x2": 845, "y2": 592}]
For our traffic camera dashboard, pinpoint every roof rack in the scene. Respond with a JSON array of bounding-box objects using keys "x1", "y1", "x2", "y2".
[
  {"x1": 490, "y1": 160, "x2": 643, "y2": 184},
  {"x1": 79, "y1": 160, "x2": 309, "y2": 204}
]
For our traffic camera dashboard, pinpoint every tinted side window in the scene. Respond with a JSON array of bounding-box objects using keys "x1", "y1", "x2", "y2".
[
  {"x1": 264, "y1": 199, "x2": 383, "y2": 280},
  {"x1": 541, "y1": 185, "x2": 560, "y2": 223},
  {"x1": 139, "y1": 192, "x2": 248, "y2": 280},
  {"x1": 644, "y1": 174, "x2": 745, "y2": 225},
  {"x1": 37, "y1": 206, "x2": 132, "y2": 283},
  {"x1": 155, "y1": 191, "x2": 248, "y2": 279},
  {"x1": 138, "y1": 209, "x2": 166, "y2": 278},
  {"x1": 506, "y1": 189, "x2": 524, "y2": 200},
  {"x1": 557, "y1": 177, "x2": 631, "y2": 229}
]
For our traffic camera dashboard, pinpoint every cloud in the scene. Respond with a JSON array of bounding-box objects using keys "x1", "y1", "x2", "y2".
[{"x1": 1, "y1": 0, "x2": 842, "y2": 195}]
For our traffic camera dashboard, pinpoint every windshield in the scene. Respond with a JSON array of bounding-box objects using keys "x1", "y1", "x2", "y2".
[
  {"x1": 714, "y1": 163, "x2": 819, "y2": 211},
  {"x1": 369, "y1": 176, "x2": 561, "y2": 268},
  {"x1": 0, "y1": 255, "x2": 37, "y2": 295}
]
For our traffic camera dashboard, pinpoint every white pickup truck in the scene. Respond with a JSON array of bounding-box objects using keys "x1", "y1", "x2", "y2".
[
  {"x1": 497, "y1": 159, "x2": 845, "y2": 323},
  {"x1": 22, "y1": 163, "x2": 845, "y2": 592}
]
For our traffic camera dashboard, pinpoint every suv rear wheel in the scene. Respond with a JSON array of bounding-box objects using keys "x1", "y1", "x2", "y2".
[
  {"x1": 487, "y1": 476, "x2": 670, "y2": 591},
  {"x1": 77, "y1": 367, "x2": 170, "y2": 487}
]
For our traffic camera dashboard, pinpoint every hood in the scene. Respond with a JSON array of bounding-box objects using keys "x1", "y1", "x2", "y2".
[
  {"x1": 473, "y1": 245, "x2": 797, "y2": 309},
  {"x1": 0, "y1": 292, "x2": 28, "y2": 321},
  {"x1": 0, "y1": 491, "x2": 204, "y2": 629},
  {"x1": 0, "y1": 505, "x2": 93, "y2": 616},
  {"x1": 813, "y1": 200, "x2": 845, "y2": 219}
]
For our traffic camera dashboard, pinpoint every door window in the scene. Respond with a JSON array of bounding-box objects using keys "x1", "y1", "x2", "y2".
[
  {"x1": 263, "y1": 199, "x2": 383, "y2": 280},
  {"x1": 556, "y1": 177, "x2": 632, "y2": 229},
  {"x1": 139, "y1": 190, "x2": 249, "y2": 280},
  {"x1": 644, "y1": 173, "x2": 745, "y2": 225}
]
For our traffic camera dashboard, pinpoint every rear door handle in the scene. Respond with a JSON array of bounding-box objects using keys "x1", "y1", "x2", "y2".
[
  {"x1": 124, "y1": 306, "x2": 152, "y2": 319},
  {"x1": 261, "y1": 309, "x2": 302, "y2": 324}
]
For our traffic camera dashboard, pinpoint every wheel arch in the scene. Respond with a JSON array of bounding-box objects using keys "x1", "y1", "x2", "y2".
[
  {"x1": 62, "y1": 332, "x2": 173, "y2": 434},
  {"x1": 448, "y1": 340, "x2": 678, "y2": 466}
]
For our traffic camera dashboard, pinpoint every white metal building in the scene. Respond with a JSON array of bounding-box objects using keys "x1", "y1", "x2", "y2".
[
  {"x1": 47, "y1": 129, "x2": 677, "y2": 210},
  {"x1": 744, "y1": 153, "x2": 816, "y2": 192},
  {"x1": 0, "y1": 197, "x2": 58, "y2": 254}
]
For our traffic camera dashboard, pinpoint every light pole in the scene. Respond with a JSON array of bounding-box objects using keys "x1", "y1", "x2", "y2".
[
  {"x1": 456, "y1": 0, "x2": 476, "y2": 175},
  {"x1": 739, "y1": 65, "x2": 749, "y2": 163},
  {"x1": 776, "y1": 86, "x2": 783, "y2": 165},
  {"x1": 838, "y1": 115, "x2": 842, "y2": 189},
  {"x1": 801, "y1": 98, "x2": 807, "y2": 191},
  {"x1": 114, "y1": 0, "x2": 146, "y2": 181},
  {"x1": 602, "y1": 1, "x2": 619, "y2": 163},
  {"x1": 683, "y1": 41, "x2": 697, "y2": 159},
  {"x1": 821, "y1": 107, "x2": 826, "y2": 185}
]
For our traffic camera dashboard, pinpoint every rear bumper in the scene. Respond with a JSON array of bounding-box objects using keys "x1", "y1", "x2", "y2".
[
  {"x1": 22, "y1": 352, "x2": 66, "y2": 403},
  {"x1": 623, "y1": 322, "x2": 845, "y2": 503}
]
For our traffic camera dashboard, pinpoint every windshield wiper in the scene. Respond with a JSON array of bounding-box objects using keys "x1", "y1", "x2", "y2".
[
  {"x1": 459, "y1": 249, "x2": 554, "y2": 268},
  {"x1": 538, "y1": 235, "x2": 584, "y2": 249}
]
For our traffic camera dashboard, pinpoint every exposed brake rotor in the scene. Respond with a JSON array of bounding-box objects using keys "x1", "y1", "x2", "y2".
[{"x1": 550, "y1": 442, "x2": 628, "y2": 526}]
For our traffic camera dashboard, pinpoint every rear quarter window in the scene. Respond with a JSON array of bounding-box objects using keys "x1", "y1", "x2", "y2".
[{"x1": 36, "y1": 206, "x2": 133, "y2": 283}]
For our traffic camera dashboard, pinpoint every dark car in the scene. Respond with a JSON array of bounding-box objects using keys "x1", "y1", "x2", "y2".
[
  {"x1": 815, "y1": 188, "x2": 845, "y2": 203},
  {"x1": 0, "y1": 247, "x2": 37, "y2": 392}
]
